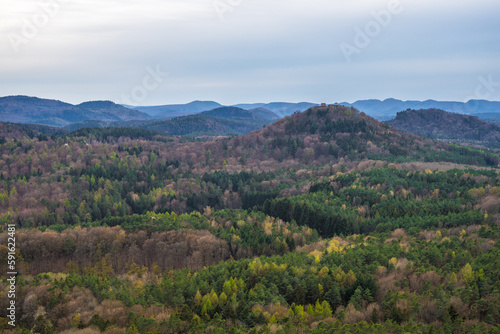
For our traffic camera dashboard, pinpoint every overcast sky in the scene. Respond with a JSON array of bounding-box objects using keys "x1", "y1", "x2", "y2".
[{"x1": 1, "y1": 0, "x2": 500, "y2": 106}]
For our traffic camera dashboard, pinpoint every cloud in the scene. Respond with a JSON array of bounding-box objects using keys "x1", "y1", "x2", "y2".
[{"x1": 0, "y1": 0, "x2": 499, "y2": 105}]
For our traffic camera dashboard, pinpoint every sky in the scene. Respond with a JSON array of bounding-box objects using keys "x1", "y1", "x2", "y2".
[{"x1": 1, "y1": 0, "x2": 500, "y2": 106}]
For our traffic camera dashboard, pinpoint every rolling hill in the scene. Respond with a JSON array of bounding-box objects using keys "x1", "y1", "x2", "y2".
[
  {"x1": 134, "y1": 115, "x2": 264, "y2": 136},
  {"x1": 65, "y1": 106, "x2": 278, "y2": 136},
  {"x1": 123, "y1": 110, "x2": 274, "y2": 136},
  {"x1": 211, "y1": 104, "x2": 499, "y2": 167},
  {"x1": 386, "y1": 108, "x2": 500, "y2": 149},
  {"x1": 61, "y1": 104, "x2": 500, "y2": 166}
]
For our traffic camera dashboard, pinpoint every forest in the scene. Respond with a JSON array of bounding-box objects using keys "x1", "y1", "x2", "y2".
[{"x1": 0, "y1": 105, "x2": 499, "y2": 333}]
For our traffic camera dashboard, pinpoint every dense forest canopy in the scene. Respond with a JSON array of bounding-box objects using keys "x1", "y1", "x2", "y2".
[{"x1": 0, "y1": 105, "x2": 499, "y2": 333}]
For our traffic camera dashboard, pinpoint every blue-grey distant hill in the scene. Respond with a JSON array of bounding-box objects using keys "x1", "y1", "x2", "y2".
[
  {"x1": 133, "y1": 101, "x2": 223, "y2": 118},
  {"x1": 235, "y1": 102, "x2": 318, "y2": 117},
  {"x1": 0, "y1": 96, "x2": 151, "y2": 127}
]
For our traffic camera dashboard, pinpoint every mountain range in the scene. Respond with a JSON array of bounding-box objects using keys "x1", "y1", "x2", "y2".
[
  {"x1": 339, "y1": 98, "x2": 500, "y2": 120},
  {"x1": 3, "y1": 96, "x2": 500, "y2": 139},
  {"x1": 129, "y1": 99, "x2": 500, "y2": 121},
  {"x1": 132, "y1": 101, "x2": 317, "y2": 118}
]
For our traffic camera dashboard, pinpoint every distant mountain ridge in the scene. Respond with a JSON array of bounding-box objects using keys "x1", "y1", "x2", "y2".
[
  {"x1": 130, "y1": 101, "x2": 317, "y2": 118},
  {"x1": 128, "y1": 99, "x2": 500, "y2": 121},
  {"x1": 0, "y1": 96, "x2": 151, "y2": 127},
  {"x1": 246, "y1": 102, "x2": 318, "y2": 117},
  {"x1": 339, "y1": 98, "x2": 500, "y2": 120},
  {"x1": 3, "y1": 95, "x2": 500, "y2": 132},
  {"x1": 133, "y1": 101, "x2": 224, "y2": 118}
]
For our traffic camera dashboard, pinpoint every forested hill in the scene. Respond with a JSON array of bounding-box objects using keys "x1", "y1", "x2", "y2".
[
  {"x1": 118, "y1": 113, "x2": 274, "y2": 136},
  {"x1": 386, "y1": 108, "x2": 500, "y2": 148},
  {"x1": 214, "y1": 104, "x2": 499, "y2": 168}
]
